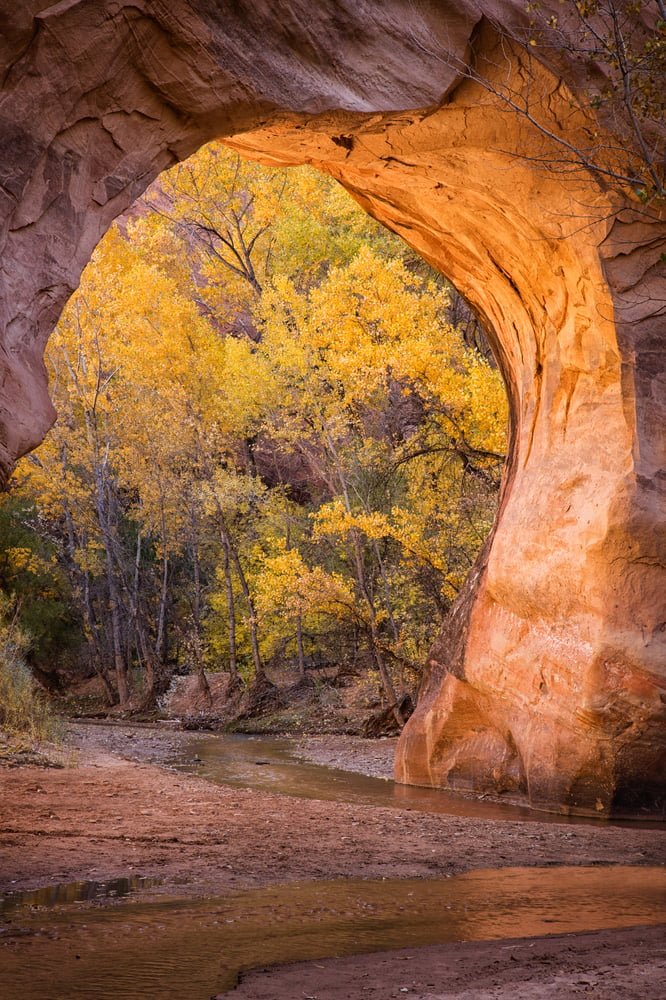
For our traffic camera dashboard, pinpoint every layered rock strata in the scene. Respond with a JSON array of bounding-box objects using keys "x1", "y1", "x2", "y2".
[{"x1": 0, "y1": 2, "x2": 664, "y2": 815}]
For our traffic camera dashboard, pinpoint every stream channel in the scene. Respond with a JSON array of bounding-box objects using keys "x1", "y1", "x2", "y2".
[
  {"x1": 2, "y1": 733, "x2": 665, "y2": 999},
  {"x1": 165, "y1": 732, "x2": 662, "y2": 824}
]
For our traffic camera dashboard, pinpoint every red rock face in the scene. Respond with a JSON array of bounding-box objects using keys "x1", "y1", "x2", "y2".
[{"x1": 0, "y1": 2, "x2": 664, "y2": 815}]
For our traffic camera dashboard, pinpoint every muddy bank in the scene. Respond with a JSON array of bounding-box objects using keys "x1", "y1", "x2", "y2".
[
  {"x1": 230, "y1": 925, "x2": 666, "y2": 1000},
  {"x1": 50, "y1": 719, "x2": 400, "y2": 779},
  {"x1": 297, "y1": 732, "x2": 397, "y2": 779},
  {"x1": 1, "y1": 722, "x2": 665, "y2": 999},
  {"x1": 2, "y1": 721, "x2": 664, "y2": 896}
]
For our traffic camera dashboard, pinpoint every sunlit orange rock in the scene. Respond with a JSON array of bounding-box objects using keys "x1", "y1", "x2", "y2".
[{"x1": 0, "y1": 2, "x2": 664, "y2": 815}]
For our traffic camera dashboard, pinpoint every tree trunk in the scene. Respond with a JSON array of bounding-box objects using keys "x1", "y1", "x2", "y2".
[
  {"x1": 94, "y1": 475, "x2": 129, "y2": 705},
  {"x1": 229, "y1": 542, "x2": 264, "y2": 681},
  {"x1": 191, "y1": 531, "x2": 212, "y2": 706},
  {"x1": 324, "y1": 424, "x2": 404, "y2": 727},
  {"x1": 220, "y1": 531, "x2": 239, "y2": 680},
  {"x1": 295, "y1": 614, "x2": 306, "y2": 677}
]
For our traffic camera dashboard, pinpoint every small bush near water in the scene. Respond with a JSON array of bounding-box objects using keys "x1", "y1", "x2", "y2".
[{"x1": 0, "y1": 602, "x2": 62, "y2": 743}]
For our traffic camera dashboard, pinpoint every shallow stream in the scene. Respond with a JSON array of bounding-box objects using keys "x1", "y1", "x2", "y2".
[
  {"x1": 171, "y1": 733, "x2": 542, "y2": 820},
  {"x1": 169, "y1": 732, "x2": 657, "y2": 826},
  {"x1": 2, "y1": 730, "x2": 665, "y2": 999},
  {"x1": 2, "y1": 866, "x2": 665, "y2": 1000}
]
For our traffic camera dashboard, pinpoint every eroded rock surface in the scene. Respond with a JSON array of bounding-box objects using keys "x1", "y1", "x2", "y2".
[{"x1": 0, "y1": 2, "x2": 664, "y2": 815}]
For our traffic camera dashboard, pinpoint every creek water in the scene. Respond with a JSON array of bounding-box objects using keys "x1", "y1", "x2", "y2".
[
  {"x1": 168, "y1": 733, "x2": 650, "y2": 825},
  {"x1": 2, "y1": 866, "x2": 666, "y2": 1000},
  {"x1": 2, "y1": 732, "x2": 664, "y2": 998},
  {"x1": 0, "y1": 875, "x2": 161, "y2": 914}
]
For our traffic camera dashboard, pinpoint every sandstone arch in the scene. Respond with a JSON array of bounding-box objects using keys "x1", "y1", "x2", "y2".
[{"x1": 0, "y1": 2, "x2": 664, "y2": 816}]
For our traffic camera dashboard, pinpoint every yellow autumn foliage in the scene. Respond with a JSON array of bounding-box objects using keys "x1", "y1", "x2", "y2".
[{"x1": 11, "y1": 140, "x2": 507, "y2": 694}]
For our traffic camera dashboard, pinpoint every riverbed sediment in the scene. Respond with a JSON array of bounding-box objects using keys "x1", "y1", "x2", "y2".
[{"x1": 1, "y1": 721, "x2": 664, "y2": 999}]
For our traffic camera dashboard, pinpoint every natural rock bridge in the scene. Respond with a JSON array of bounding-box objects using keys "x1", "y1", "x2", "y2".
[{"x1": 1, "y1": 1, "x2": 664, "y2": 817}]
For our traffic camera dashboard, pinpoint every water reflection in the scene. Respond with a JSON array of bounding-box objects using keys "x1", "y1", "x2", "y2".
[
  {"x1": 1, "y1": 866, "x2": 664, "y2": 1000},
  {"x1": 0, "y1": 876, "x2": 160, "y2": 914}
]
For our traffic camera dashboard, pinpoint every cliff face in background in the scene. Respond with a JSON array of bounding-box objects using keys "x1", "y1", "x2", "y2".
[{"x1": 0, "y1": 1, "x2": 664, "y2": 816}]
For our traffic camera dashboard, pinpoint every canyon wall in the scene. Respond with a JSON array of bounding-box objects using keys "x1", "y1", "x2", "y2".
[{"x1": 0, "y1": 2, "x2": 664, "y2": 815}]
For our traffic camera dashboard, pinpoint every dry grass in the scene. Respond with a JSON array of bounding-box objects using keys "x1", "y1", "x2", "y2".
[{"x1": 0, "y1": 604, "x2": 63, "y2": 745}]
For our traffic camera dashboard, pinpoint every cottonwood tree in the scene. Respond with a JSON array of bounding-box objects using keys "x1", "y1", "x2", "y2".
[
  {"x1": 253, "y1": 247, "x2": 505, "y2": 720},
  {"x1": 13, "y1": 146, "x2": 506, "y2": 720}
]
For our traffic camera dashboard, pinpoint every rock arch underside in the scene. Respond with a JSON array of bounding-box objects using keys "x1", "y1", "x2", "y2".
[{"x1": 0, "y1": 1, "x2": 664, "y2": 817}]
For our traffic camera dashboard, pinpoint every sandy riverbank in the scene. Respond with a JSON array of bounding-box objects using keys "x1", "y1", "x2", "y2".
[{"x1": 1, "y1": 721, "x2": 664, "y2": 998}]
